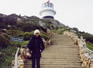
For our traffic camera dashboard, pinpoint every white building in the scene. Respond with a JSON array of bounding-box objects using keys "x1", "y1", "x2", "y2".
[{"x1": 40, "y1": 0, "x2": 56, "y2": 19}]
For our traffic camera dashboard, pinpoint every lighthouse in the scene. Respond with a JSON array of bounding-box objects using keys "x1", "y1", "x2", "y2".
[{"x1": 40, "y1": 0, "x2": 56, "y2": 19}]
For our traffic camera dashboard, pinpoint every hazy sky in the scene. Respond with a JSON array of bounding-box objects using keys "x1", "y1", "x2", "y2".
[{"x1": 0, "y1": 0, "x2": 93, "y2": 34}]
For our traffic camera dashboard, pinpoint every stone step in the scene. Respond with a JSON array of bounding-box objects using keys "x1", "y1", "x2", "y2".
[
  {"x1": 47, "y1": 45, "x2": 78, "y2": 47},
  {"x1": 42, "y1": 53, "x2": 80, "y2": 56},
  {"x1": 24, "y1": 65, "x2": 84, "y2": 68},
  {"x1": 45, "y1": 46, "x2": 79, "y2": 49},
  {"x1": 42, "y1": 55, "x2": 80, "y2": 59},
  {"x1": 25, "y1": 63, "x2": 81, "y2": 66},
  {"x1": 25, "y1": 59, "x2": 82, "y2": 62},
  {"x1": 43, "y1": 50, "x2": 79, "y2": 53},
  {"x1": 41, "y1": 57, "x2": 80, "y2": 59},
  {"x1": 25, "y1": 59, "x2": 81, "y2": 62},
  {"x1": 41, "y1": 58, "x2": 81, "y2": 61},
  {"x1": 25, "y1": 60, "x2": 82, "y2": 65},
  {"x1": 41, "y1": 56, "x2": 80, "y2": 59}
]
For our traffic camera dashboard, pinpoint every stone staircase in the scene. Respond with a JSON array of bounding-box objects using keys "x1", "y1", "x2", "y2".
[{"x1": 24, "y1": 34, "x2": 84, "y2": 68}]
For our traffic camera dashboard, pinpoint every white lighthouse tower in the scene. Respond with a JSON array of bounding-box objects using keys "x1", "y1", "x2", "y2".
[{"x1": 40, "y1": 0, "x2": 56, "y2": 19}]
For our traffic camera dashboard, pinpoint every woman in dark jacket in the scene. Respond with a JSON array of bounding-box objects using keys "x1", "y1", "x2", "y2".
[{"x1": 27, "y1": 29, "x2": 45, "y2": 68}]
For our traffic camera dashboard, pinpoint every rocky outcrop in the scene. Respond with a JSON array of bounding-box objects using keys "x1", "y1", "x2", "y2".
[{"x1": 0, "y1": 13, "x2": 65, "y2": 30}]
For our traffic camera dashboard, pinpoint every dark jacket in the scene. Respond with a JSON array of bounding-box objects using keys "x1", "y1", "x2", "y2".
[{"x1": 27, "y1": 35, "x2": 45, "y2": 58}]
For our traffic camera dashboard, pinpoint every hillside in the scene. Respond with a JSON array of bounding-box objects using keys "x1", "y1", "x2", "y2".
[
  {"x1": 0, "y1": 13, "x2": 93, "y2": 68},
  {"x1": 0, "y1": 13, "x2": 93, "y2": 48},
  {"x1": 0, "y1": 13, "x2": 93, "y2": 47}
]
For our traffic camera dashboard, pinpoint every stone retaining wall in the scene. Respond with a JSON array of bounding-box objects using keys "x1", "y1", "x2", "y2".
[{"x1": 64, "y1": 31, "x2": 93, "y2": 68}]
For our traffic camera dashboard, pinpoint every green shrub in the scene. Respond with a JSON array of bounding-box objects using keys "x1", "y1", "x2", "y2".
[
  {"x1": 0, "y1": 34, "x2": 10, "y2": 48},
  {"x1": 16, "y1": 23, "x2": 45, "y2": 32},
  {"x1": 55, "y1": 28, "x2": 64, "y2": 35},
  {"x1": 10, "y1": 41, "x2": 21, "y2": 47},
  {"x1": 77, "y1": 32, "x2": 93, "y2": 43},
  {"x1": 21, "y1": 41, "x2": 29, "y2": 47},
  {"x1": 86, "y1": 42, "x2": 93, "y2": 50},
  {"x1": 0, "y1": 46, "x2": 17, "y2": 68},
  {"x1": 8, "y1": 30, "x2": 24, "y2": 37},
  {"x1": 23, "y1": 31, "x2": 34, "y2": 41},
  {"x1": 51, "y1": 30, "x2": 56, "y2": 33},
  {"x1": 57, "y1": 30, "x2": 63, "y2": 34},
  {"x1": 40, "y1": 31, "x2": 49, "y2": 40}
]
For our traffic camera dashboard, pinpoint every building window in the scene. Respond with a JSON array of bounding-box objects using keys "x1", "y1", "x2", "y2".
[
  {"x1": 48, "y1": 3, "x2": 50, "y2": 7},
  {"x1": 43, "y1": 3, "x2": 53, "y2": 8},
  {"x1": 50, "y1": 4, "x2": 52, "y2": 8},
  {"x1": 45, "y1": 3, "x2": 48, "y2": 7}
]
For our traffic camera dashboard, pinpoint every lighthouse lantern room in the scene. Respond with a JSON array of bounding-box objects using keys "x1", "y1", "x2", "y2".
[{"x1": 40, "y1": 0, "x2": 56, "y2": 19}]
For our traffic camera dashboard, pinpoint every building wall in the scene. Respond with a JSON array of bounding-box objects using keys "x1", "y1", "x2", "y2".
[{"x1": 40, "y1": 10, "x2": 55, "y2": 18}]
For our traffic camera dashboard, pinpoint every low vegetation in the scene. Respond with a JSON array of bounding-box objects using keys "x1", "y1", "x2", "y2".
[
  {"x1": 51, "y1": 27, "x2": 64, "y2": 35},
  {"x1": 86, "y1": 42, "x2": 93, "y2": 50},
  {"x1": 0, "y1": 46, "x2": 17, "y2": 68}
]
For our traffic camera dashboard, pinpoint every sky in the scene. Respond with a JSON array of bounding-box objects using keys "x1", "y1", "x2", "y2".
[{"x1": 0, "y1": 0, "x2": 93, "y2": 34}]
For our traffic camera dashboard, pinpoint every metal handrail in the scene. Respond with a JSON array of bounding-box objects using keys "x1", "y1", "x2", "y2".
[{"x1": 15, "y1": 48, "x2": 20, "y2": 68}]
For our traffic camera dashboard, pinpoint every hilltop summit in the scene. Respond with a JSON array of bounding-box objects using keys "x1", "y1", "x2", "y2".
[{"x1": 0, "y1": 13, "x2": 65, "y2": 30}]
